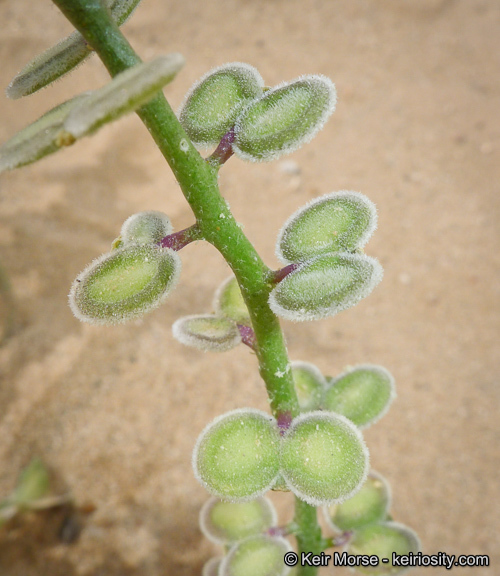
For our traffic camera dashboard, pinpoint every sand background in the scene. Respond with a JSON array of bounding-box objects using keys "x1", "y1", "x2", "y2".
[{"x1": 0, "y1": 0, "x2": 498, "y2": 574}]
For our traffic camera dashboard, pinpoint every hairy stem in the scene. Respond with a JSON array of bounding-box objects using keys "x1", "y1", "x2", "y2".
[{"x1": 52, "y1": 0, "x2": 322, "y2": 571}]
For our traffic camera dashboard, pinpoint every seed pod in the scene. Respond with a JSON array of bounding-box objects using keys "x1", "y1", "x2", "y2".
[
  {"x1": 290, "y1": 361, "x2": 326, "y2": 412},
  {"x1": 323, "y1": 365, "x2": 396, "y2": 429},
  {"x1": 192, "y1": 408, "x2": 280, "y2": 502},
  {"x1": 280, "y1": 411, "x2": 369, "y2": 506},
  {"x1": 179, "y1": 63, "x2": 264, "y2": 146},
  {"x1": 220, "y1": 534, "x2": 293, "y2": 576},
  {"x1": 120, "y1": 211, "x2": 173, "y2": 245},
  {"x1": 199, "y1": 496, "x2": 277, "y2": 545},
  {"x1": 172, "y1": 314, "x2": 242, "y2": 352},
  {"x1": 6, "y1": 0, "x2": 144, "y2": 99},
  {"x1": 233, "y1": 75, "x2": 336, "y2": 162},
  {"x1": 276, "y1": 191, "x2": 377, "y2": 264},
  {"x1": 64, "y1": 54, "x2": 185, "y2": 139},
  {"x1": 69, "y1": 244, "x2": 181, "y2": 325},
  {"x1": 324, "y1": 471, "x2": 391, "y2": 532},
  {"x1": 347, "y1": 522, "x2": 421, "y2": 575},
  {"x1": 0, "y1": 93, "x2": 91, "y2": 173},
  {"x1": 213, "y1": 276, "x2": 251, "y2": 325},
  {"x1": 269, "y1": 253, "x2": 383, "y2": 322}
]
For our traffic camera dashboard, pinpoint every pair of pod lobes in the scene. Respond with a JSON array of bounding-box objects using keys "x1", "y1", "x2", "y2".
[
  {"x1": 69, "y1": 187, "x2": 381, "y2": 327},
  {"x1": 200, "y1": 474, "x2": 419, "y2": 576}
]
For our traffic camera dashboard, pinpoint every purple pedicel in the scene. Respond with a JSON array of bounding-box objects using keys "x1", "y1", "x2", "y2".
[
  {"x1": 277, "y1": 411, "x2": 293, "y2": 435},
  {"x1": 237, "y1": 324, "x2": 256, "y2": 349},
  {"x1": 159, "y1": 227, "x2": 197, "y2": 251},
  {"x1": 207, "y1": 127, "x2": 236, "y2": 166},
  {"x1": 270, "y1": 262, "x2": 301, "y2": 284}
]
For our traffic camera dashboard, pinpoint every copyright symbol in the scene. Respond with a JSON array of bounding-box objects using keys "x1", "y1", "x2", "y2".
[{"x1": 284, "y1": 551, "x2": 298, "y2": 567}]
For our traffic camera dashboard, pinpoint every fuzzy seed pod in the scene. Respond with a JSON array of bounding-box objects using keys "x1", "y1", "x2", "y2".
[
  {"x1": 192, "y1": 408, "x2": 280, "y2": 502},
  {"x1": 172, "y1": 314, "x2": 242, "y2": 352},
  {"x1": 347, "y1": 522, "x2": 421, "y2": 575},
  {"x1": 324, "y1": 471, "x2": 391, "y2": 532},
  {"x1": 276, "y1": 191, "x2": 377, "y2": 264},
  {"x1": 199, "y1": 496, "x2": 277, "y2": 545},
  {"x1": 120, "y1": 211, "x2": 173, "y2": 245},
  {"x1": 323, "y1": 365, "x2": 396, "y2": 429},
  {"x1": 213, "y1": 276, "x2": 251, "y2": 325},
  {"x1": 269, "y1": 253, "x2": 383, "y2": 322},
  {"x1": 280, "y1": 411, "x2": 369, "y2": 506},
  {"x1": 179, "y1": 63, "x2": 264, "y2": 146},
  {"x1": 219, "y1": 534, "x2": 293, "y2": 576},
  {"x1": 69, "y1": 244, "x2": 181, "y2": 325},
  {"x1": 290, "y1": 361, "x2": 327, "y2": 412},
  {"x1": 233, "y1": 75, "x2": 336, "y2": 162}
]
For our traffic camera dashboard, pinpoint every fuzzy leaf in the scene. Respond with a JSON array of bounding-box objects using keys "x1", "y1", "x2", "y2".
[
  {"x1": 202, "y1": 558, "x2": 223, "y2": 576},
  {"x1": 199, "y1": 496, "x2": 277, "y2": 545},
  {"x1": 0, "y1": 93, "x2": 90, "y2": 173},
  {"x1": 192, "y1": 408, "x2": 280, "y2": 502},
  {"x1": 269, "y1": 253, "x2": 383, "y2": 322},
  {"x1": 233, "y1": 75, "x2": 336, "y2": 162},
  {"x1": 323, "y1": 365, "x2": 396, "y2": 429},
  {"x1": 64, "y1": 54, "x2": 185, "y2": 139},
  {"x1": 69, "y1": 244, "x2": 181, "y2": 325},
  {"x1": 6, "y1": 0, "x2": 144, "y2": 99},
  {"x1": 276, "y1": 191, "x2": 377, "y2": 263},
  {"x1": 172, "y1": 314, "x2": 242, "y2": 352},
  {"x1": 280, "y1": 411, "x2": 369, "y2": 506},
  {"x1": 179, "y1": 62, "x2": 264, "y2": 146},
  {"x1": 348, "y1": 522, "x2": 421, "y2": 575},
  {"x1": 324, "y1": 471, "x2": 391, "y2": 532},
  {"x1": 220, "y1": 535, "x2": 292, "y2": 576}
]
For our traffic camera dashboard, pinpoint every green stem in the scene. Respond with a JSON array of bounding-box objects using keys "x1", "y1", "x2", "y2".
[
  {"x1": 294, "y1": 499, "x2": 325, "y2": 576},
  {"x1": 51, "y1": 0, "x2": 323, "y2": 571}
]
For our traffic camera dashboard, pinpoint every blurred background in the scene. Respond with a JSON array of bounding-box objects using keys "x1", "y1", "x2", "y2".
[{"x1": 0, "y1": 0, "x2": 498, "y2": 574}]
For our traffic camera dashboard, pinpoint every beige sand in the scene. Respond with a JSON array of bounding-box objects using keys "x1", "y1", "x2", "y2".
[{"x1": 0, "y1": 0, "x2": 498, "y2": 574}]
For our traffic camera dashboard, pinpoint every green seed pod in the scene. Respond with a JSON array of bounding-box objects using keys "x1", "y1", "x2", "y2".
[
  {"x1": 323, "y1": 365, "x2": 396, "y2": 429},
  {"x1": 347, "y1": 522, "x2": 421, "y2": 575},
  {"x1": 280, "y1": 411, "x2": 369, "y2": 506},
  {"x1": 203, "y1": 557, "x2": 223, "y2": 576},
  {"x1": 220, "y1": 535, "x2": 293, "y2": 576},
  {"x1": 200, "y1": 496, "x2": 277, "y2": 545},
  {"x1": 213, "y1": 277, "x2": 251, "y2": 325},
  {"x1": 290, "y1": 361, "x2": 326, "y2": 412},
  {"x1": 233, "y1": 75, "x2": 336, "y2": 162},
  {"x1": 64, "y1": 54, "x2": 185, "y2": 139},
  {"x1": 276, "y1": 191, "x2": 377, "y2": 264},
  {"x1": 324, "y1": 471, "x2": 391, "y2": 532},
  {"x1": 269, "y1": 253, "x2": 383, "y2": 322},
  {"x1": 192, "y1": 408, "x2": 280, "y2": 502},
  {"x1": 120, "y1": 211, "x2": 173, "y2": 245},
  {"x1": 172, "y1": 314, "x2": 242, "y2": 352},
  {"x1": 6, "y1": 0, "x2": 143, "y2": 99},
  {"x1": 0, "y1": 93, "x2": 91, "y2": 173},
  {"x1": 69, "y1": 244, "x2": 181, "y2": 325},
  {"x1": 12, "y1": 459, "x2": 50, "y2": 508},
  {"x1": 179, "y1": 63, "x2": 264, "y2": 146}
]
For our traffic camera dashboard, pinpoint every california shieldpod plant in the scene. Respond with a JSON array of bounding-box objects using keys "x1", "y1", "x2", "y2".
[{"x1": 1, "y1": 1, "x2": 420, "y2": 574}]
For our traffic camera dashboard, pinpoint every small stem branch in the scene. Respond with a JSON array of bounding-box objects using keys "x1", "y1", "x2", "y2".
[
  {"x1": 206, "y1": 127, "x2": 235, "y2": 167},
  {"x1": 237, "y1": 324, "x2": 256, "y2": 349},
  {"x1": 268, "y1": 262, "x2": 301, "y2": 284},
  {"x1": 159, "y1": 224, "x2": 202, "y2": 251},
  {"x1": 324, "y1": 531, "x2": 353, "y2": 549}
]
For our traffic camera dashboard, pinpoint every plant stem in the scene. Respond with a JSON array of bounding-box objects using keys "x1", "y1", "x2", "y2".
[
  {"x1": 51, "y1": 0, "x2": 323, "y2": 571},
  {"x1": 294, "y1": 499, "x2": 324, "y2": 576}
]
